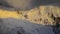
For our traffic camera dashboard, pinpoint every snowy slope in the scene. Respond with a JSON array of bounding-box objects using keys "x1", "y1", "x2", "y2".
[{"x1": 0, "y1": 18, "x2": 55, "y2": 34}]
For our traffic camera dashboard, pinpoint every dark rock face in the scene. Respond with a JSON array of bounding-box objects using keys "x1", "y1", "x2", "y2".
[{"x1": 50, "y1": 14, "x2": 60, "y2": 34}]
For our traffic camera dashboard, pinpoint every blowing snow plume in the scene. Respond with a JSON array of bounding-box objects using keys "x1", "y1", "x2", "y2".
[
  {"x1": 0, "y1": 0, "x2": 33, "y2": 11},
  {"x1": 0, "y1": 0, "x2": 60, "y2": 11}
]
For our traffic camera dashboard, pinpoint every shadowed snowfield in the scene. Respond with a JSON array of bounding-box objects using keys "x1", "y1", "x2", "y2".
[{"x1": 0, "y1": 18, "x2": 55, "y2": 34}]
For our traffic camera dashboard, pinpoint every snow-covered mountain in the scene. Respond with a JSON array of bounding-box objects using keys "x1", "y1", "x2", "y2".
[{"x1": 0, "y1": 0, "x2": 60, "y2": 34}]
